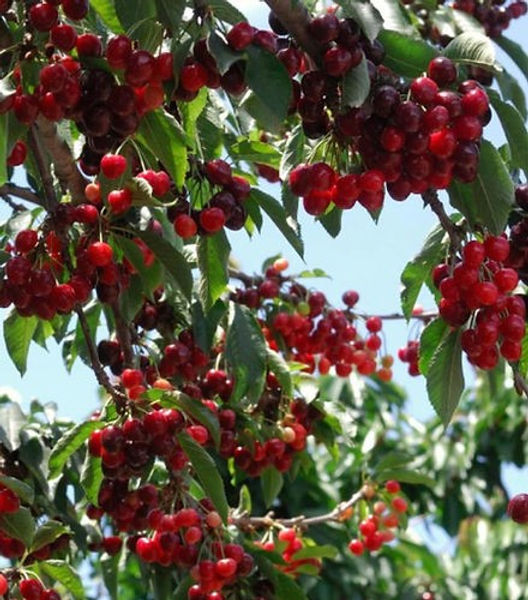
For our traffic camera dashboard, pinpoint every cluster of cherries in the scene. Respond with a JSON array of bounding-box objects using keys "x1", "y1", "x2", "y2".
[
  {"x1": 398, "y1": 340, "x2": 421, "y2": 377},
  {"x1": 348, "y1": 480, "x2": 408, "y2": 555},
  {"x1": 257, "y1": 528, "x2": 322, "y2": 577},
  {"x1": 170, "y1": 159, "x2": 251, "y2": 237},
  {"x1": 433, "y1": 235, "x2": 525, "y2": 369},
  {"x1": 451, "y1": 0, "x2": 527, "y2": 38},
  {"x1": 0, "y1": 576, "x2": 63, "y2": 600}
]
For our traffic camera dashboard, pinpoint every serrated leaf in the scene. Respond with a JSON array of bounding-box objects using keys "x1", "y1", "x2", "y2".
[
  {"x1": 3, "y1": 312, "x2": 38, "y2": 376},
  {"x1": 378, "y1": 31, "x2": 439, "y2": 77},
  {"x1": 261, "y1": 468, "x2": 283, "y2": 508},
  {"x1": 376, "y1": 468, "x2": 436, "y2": 488},
  {"x1": 246, "y1": 45, "x2": 292, "y2": 123},
  {"x1": 370, "y1": 0, "x2": 415, "y2": 34},
  {"x1": 488, "y1": 90, "x2": 528, "y2": 176},
  {"x1": 197, "y1": 230, "x2": 230, "y2": 310},
  {"x1": 0, "y1": 507, "x2": 35, "y2": 547},
  {"x1": 90, "y1": 0, "x2": 124, "y2": 32},
  {"x1": 177, "y1": 432, "x2": 229, "y2": 522},
  {"x1": 426, "y1": 330, "x2": 464, "y2": 426},
  {"x1": 250, "y1": 189, "x2": 304, "y2": 258},
  {"x1": 136, "y1": 109, "x2": 188, "y2": 189},
  {"x1": 419, "y1": 318, "x2": 449, "y2": 376},
  {"x1": 496, "y1": 69, "x2": 527, "y2": 120},
  {"x1": 448, "y1": 140, "x2": 514, "y2": 235},
  {"x1": 400, "y1": 224, "x2": 446, "y2": 319},
  {"x1": 48, "y1": 421, "x2": 104, "y2": 479},
  {"x1": 267, "y1": 349, "x2": 293, "y2": 397},
  {"x1": 292, "y1": 545, "x2": 338, "y2": 560},
  {"x1": 319, "y1": 206, "x2": 343, "y2": 238},
  {"x1": 443, "y1": 32, "x2": 497, "y2": 70},
  {"x1": 342, "y1": 57, "x2": 371, "y2": 107},
  {"x1": 208, "y1": 0, "x2": 247, "y2": 24},
  {"x1": 336, "y1": 0, "x2": 383, "y2": 41},
  {"x1": 280, "y1": 125, "x2": 305, "y2": 180},
  {"x1": 80, "y1": 453, "x2": 103, "y2": 506},
  {"x1": 0, "y1": 402, "x2": 26, "y2": 451},
  {"x1": 161, "y1": 392, "x2": 220, "y2": 448},
  {"x1": 226, "y1": 303, "x2": 267, "y2": 405},
  {"x1": 0, "y1": 475, "x2": 34, "y2": 505},
  {"x1": 496, "y1": 36, "x2": 528, "y2": 83},
  {"x1": 40, "y1": 560, "x2": 85, "y2": 600},
  {"x1": 32, "y1": 520, "x2": 70, "y2": 553},
  {"x1": 134, "y1": 230, "x2": 193, "y2": 301}
]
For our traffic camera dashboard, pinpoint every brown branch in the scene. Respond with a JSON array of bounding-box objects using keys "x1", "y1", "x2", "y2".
[
  {"x1": 110, "y1": 301, "x2": 135, "y2": 368},
  {"x1": 352, "y1": 310, "x2": 438, "y2": 322},
  {"x1": 231, "y1": 488, "x2": 364, "y2": 531},
  {"x1": 262, "y1": 0, "x2": 321, "y2": 62},
  {"x1": 422, "y1": 189, "x2": 464, "y2": 250},
  {"x1": 33, "y1": 115, "x2": 88, "y2": 204},
  {"x1": 0, "y1": 183, "x2": 44, "y2": 207},
  {"x1": 75, "y1": 306, "x2": 128, "y2": 407}
]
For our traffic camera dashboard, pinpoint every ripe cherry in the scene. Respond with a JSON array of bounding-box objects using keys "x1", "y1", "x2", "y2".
[
  {"x1": 101, "y1": 154, "x2": 128, "y2": 179},
  {"x1": 174, "y1": 214, "x2": 198, "y2": 238},
  {"x1": 227, "y1": 22, "x2": 255, "y2": 51},
  {"x1": 62, "y1": 0, "x2": 89, "y2": 20},
  {"x1": 125, "y1": 51, "x2": 156, "y2": 87},
  {"x1": 86, "y1": 242, "x2": 113, "y2": 267},
  {"x1": 51, "y1": 24, "x2": 77, "y2": 50},
  {"x1": 200, "y1": 207, "x2": 225, "y2": 233},
  {"x1": 427, "y1": 56, "x2": 457, "y2": 86},
  {"x1": 19, "y1": 579, "x2": 44, "y2": 600},
  {"x1": 348, "y1": 539, "x2": 364, "y2": 555},
  {"x1": 29, "y1": 3, "x2": 58, "y2": 31},
  {"x1": 0, "y1": 574, "x2": 7, "y2": 596},
  {"x1": 215, "y1": 558, "x2": 237, "y2": 578},
  {"x1": 106, "y1": 35, "x2": 133, "y2": 70},
  {"x1": 507, "y1": 493, "x2": 528, "y2": 523},
  {"x1": 76, "y1": 33, "x2": 103, "y2": 57},
  {"x1": 7, "y1": 140, "x2": 27, "y2": 166}
]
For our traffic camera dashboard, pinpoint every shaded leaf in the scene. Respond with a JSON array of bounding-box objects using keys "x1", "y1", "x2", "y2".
[
  {"x1": 49, "y1": 421, "x2": 104, "y2": 479},
  {"x1": 40, "y1": 560, "x2": 85, "y2": 600},
  {"x1": 261, "y1": 468, "x2": 284, "y2": 508},
  {"x1": 0, "y1": 475, "x2": 34, "y2": 505},
  {"x1": 32, "y1": 520, "x2": 70, "y2": 553},
  {"x1": 342, "y1": 58, "x2": 371, "y2": 107},
  {"x1": 0, "y1": 507, "x2": 35, "y2": 547},
  {"x1": 496, "y1": 35, "x2": 528, "y2": 82},
  {"x1": 162, "y1": 392, "x2": 220, "y2": 448},
  {"x1": 197, "y1": 231, "x2": 230, "y2": 310},
  {"x1": 267, "y1": 349, "x2": 293, "y2": 397},
  {"x1": 419, "y1": 318, "x2": 450, "y2": 376},
  {"x1": 80, "y1": 454, "x2": 103, "y2": 506},
  {"x1": 336, "y1": 0, "x2": 383, "y2": 41}
]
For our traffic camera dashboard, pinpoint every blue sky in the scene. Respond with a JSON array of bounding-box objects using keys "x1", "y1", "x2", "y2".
[{"x1": 0, "y1": 4, "x2": 526, "y2": 496}]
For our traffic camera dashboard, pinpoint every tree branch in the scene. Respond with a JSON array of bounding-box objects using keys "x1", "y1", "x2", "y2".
[
  {"x1": 262, "y1": 0, "x2": 321, "y2": 62},
  {"x1": 0, "y1": 184, "x2": 44, "y2": 209},
  {"x1": 422, "y1": 189, "x2": 464, "y2": 251},
  {"x1": 110, "y1": 301, "x2": 135, "y2": 368},
  {"x1": 231, "y1": 488, "x2": 364, "y2": 531},
  {"x1": 34, "y1": 115, "x2": 88, "y2": 204}
]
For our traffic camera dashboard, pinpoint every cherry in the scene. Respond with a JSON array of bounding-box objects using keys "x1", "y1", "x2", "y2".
[
  {"x1": 227, "y1": 22, "x2": 255, "y2": 51},
  {"x1": 385, "y1": 480, "x2": 400, "y2": 494},
  {"x1": 461, "y1": 87, "x2": 489, "y2": 117},
  {"x1": 348, "y1": 539, "x2": 364, "y2": 555},
  {"x1": 174, "y1": 214, "x2": 198, "y2": 238},
  {"x1": 108, "y1": 188, "x2": 132, "y2": 214},
  {"x1": 19, "y1": 579, "x2": 44, "y2": 600},
  {"x1": 180, "y1": 62, "x2": 209, "y2": 92},
  {"x1": 310, "y1": 162, "x2": 335, "y2": 191},
  {"x1": 205, "y1": 159, "x2": 232, "y2": 186},
  {"x1": 51, "y1": 24, "x2": 77, "y2": 50},
  {"x1": 507, "y1": 493, "x2": 528, "y2": 523},
  {"x1": 101, "y1": 154, "x2": 128, "y2": 179},
  {"x1": 40, "y1": 63, "x2": 68, "y2": 94},
  {"x1": 484, "y1": 236, "x2": 510, "y2": 261},
  {"x1": 410, "y1": 76, "x2": 438, "y2": 105},
  {"x1": 0, "y1": 574, "x2": 7, "y2": 596},
  {"x1": 29, "y1": 3, "x2": 58, "y2": 31},
  {"x1": 0, "y1": 488, "x2": 20, "y2": 513},
  {"x1": 428, "y1": 128, "x2": 456, "y2": 158},
  {"x1": 125, "y1": 51, "x2": 156, "y2": 87},
  {"x1": 50, "y1": 284, "x2": 77, "y2": 312},
  {"x1": 323, "y1": 46, "x2": 354, "y2": 77},
  {"x1": 452, "y1": 115, "x2": 482, "y2": 141},
  {"x1": 155, "y1": 52, "x2": 174, "y2": 80},
  {"x1": 309, "y1": 14, "x2": 340, "y2": 43},
  {"x1": 391, "y1": 497, "x2": 408, "y2": 513},
  {"x1": 13, "y1": 95, "x2": 39, "y2": 125},
  {"x1": 215, "y1": 558, "x2": 237, "y2": 578},
  {"x1": 427, "y1": 56, "x2": 457, "y2": 86},
  {"x1": 62, "y1": 0, "x2": 89, "y2": 20},
  {"x1": 7, "y1": 140, "x2": 27, "y2": 167},
  {"x1": 102, "y1": 536, "x2": 123, "y2": 555},
  {"x1": 39, "y1": 92, "x2": 64, "y2": 121},
  {"x1": 106, "y1": 35, "x2": 133, "y2": 70},
  {"x1": 86, "y1": 242, "x2": 113, "y2": 267},
  {"x1": 76, "y1": 33, "x2": 103, "y2": 57}
]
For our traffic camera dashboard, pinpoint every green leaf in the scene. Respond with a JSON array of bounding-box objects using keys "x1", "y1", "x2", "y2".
[
  {"x1": 318, "y1": 206, "x2": 343, "y2": 238},
  {"x1": 336, "y1": 0, "x2": 383, "y2": 41},
  {"x1": 419, "y1": 318, "x2": 449, "y2": 376},
  {"x1": 32, "y1": 520, "x2": 70, "y2": 553},
  {"x1": 0, "y1": 507, "x2": 35, "y2": 547},
  {"x1": 373, "y1": 452, "x2": 412, "y2": 474},
  {"x1": 0, "y1": 402, "x2": 26, "y2": 451},
  {"x1": 376, "y1": 468, "x2": 436, "y2": 489},
  {"x1": 134, "y1": 230, "x2": 193, "y2": 301},
  {"x1": 152, "y1": 565, "x2": 173, "y2": 600},
  {"x1": 226, "y1": 303, "x2": 268, "y2": 405},
  {"x1": 40, "y1": 560, "x2": 85, "y2": 600},
  {"x1": 0, "y1": 113, "x2": 7, "y2": 187},
  {"x1": 443, "y1": 32, "x2": 497, "y2": 70},
  {"x1": 488, "y1": 90, "x2": 528, "y2": 176},
  {"x1": 180, "y1": 88, "x2": 208, "y2": 151},
  {"x1": 520, "y1": 329, "x2": 528, "y2": 376},
  {"x1": 48, "y1": 421, "x2": 105, "y2": 479},
  {"x1": 242, "y1": 92, "x2": 284, "y2": 134},
  {"x1": 115, "y1": 0, "x2": 155, "y2": 30},
  {"x1": 89, "y1": 0, "x2": 124, "y2": 32},
  {"x1": 292, "y1": 545, "x2": 338, "y2": 560},
  {"x1": 115, "y1": 234, "x2": 163, "y2": 297},
  {"x1": 161, "y1": 392, "x2": 221, "y2": 448},
  {"x1": 207, "y1": 31, "x2": 242, "y2": 75},
  {"x1": 177, "y1": 432, "x2": 229, "y2": 522},
  {"x1": 426, "y1": 330, "x2": 464, "y2": 427},
  {"x1": 496, "y1": 69, "x2": 527, "y2": 120},
  {"x1": 261, "y1": 468, "x2": 284, "y2": 507},
  {"x1": 267, "y1": 349, "x2": 293, "y2": 397},
  {"x1": 378, "y1": 31, "x2": 439, "y2": 78},
  {"x1": 174, "y1": 576, "x2": 193, "y2": 600},
  {"x1": 0, "y1": 475, "x2": 34, "y2": 505},
  {"x1": 155, "y1": 0, "x2": 185, "y2": 31},
  {"x1": 496, "y1": 36, "x2": 528, "y2": 83},
  {"x1": 342, "y1": 57, "x2": 371, "y2": 107},
  {"x1": 246, "y1": 45, "x2": 292, "y2": 123},
  {"x1": 230, "y1": 139, "x2": 281, "y2": 167},
  {"x1": 275, "y1": 571, "x2": 308, "y2": 600},
  {"x1": 136, "y1": 109, "x2": 188, "y2": 189},
  {"x1": 400, "y1": 224, "x2": 446, "y2": 319},
  {"x1": 80, "y1": 454, "x2": 103, "y2": 506},
  {"x1": 280, "y1": 125, "x2": 305, "y2": 180},
  {"x1": 192, "y1": 299, "x2": 227, "y2": 353},
  {"x1": 250, "y1": 189, "x2": 304, "y2": 258},
  {"x1": 448, "y1": 140, "x2": 514, "y2": 235},
  {"x1": 100, "y1": 553, "x2": 119, "y2": 600},
  {"x1": 370, "y1": 0, "x2": 415, "y2": 34},
  {"x1": 197, "y1": 230, "x2": 231, "y2": 310},
  {"x1": 208, "y1": 0, "x2": 247, "y2": 24},
  {"x1": 3, "y1": 312, "x2": 38, "y2": 376}
]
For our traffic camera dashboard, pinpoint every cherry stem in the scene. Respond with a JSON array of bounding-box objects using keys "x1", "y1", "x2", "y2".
[
  {"x1": 231, "y1": 488, "x2": 364, "y2": 531},
  {"x1": 422, "y1": 188, "x2": 464, "y2": 251}
]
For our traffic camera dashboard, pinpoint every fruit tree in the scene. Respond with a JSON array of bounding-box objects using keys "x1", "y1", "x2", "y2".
[{"x1": 0, "y1": 0, "x2": 528, "y2": 598}]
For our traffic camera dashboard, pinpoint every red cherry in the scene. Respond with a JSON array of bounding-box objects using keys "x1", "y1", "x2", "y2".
[
  {"x1": 86, "y1": 241, "x2": 113, "y2": 267},
  {"x1": 461, "y1": 87, "x2": 489, "y2": 117},
  {"x1": 323, "y1": 45, "x2": 355, "y2": 77},
  {"x1": 484, "y1": 236, "x2": 510, "y2": 261},
  {"x1": 50, "y1": 23, "x2": 77, "y2": 50},
  {"x1": 410, "y1": 76, "x2": 438, "y2": 105},
  {"x1": 0, "y1": 574, "x2": 7, "y2": 596},
  {"x1": 180, "y1": 62, "x2": 209, "y2": 92},
  {"x1": 427, "y1": 56, "x2": 457, "y2": 86},
  {"x1": 199, "y1": 207, "x2": 225, "y2": 233},
  {"x1": 106, "y1": 35, "x2": 133, "y2": 70},
  {"x1": 29, "y1": 3, "x2": 58, "y2": 31},
  {"x1": 19, "y1": 579, "x2": 44, "y2": 600},
  {"x1": 101, "y1": 154, "x2": 128, "y2": 179},
  {"x1": 507, "y1": 493, "x2": 528, "y2": 523},
  {"x1": 125, "y1": 50, "x2": 156, "y2": 87},
  {"x1": 13, "y1": 95, "x2": 39, "y2": 125},
  {"x1": 108, "y1": 188, "x2": 132, "y2": 214},
  {"x1": 155, "y1": 52, "x2": 174, "y2": 80},
  {"x1": 215, "y1": 558, "x2": 237, "y2": 578},
  {"x1": 7, "y1": 140, "x2": 27, "y2": 166},
  {"x1": 50, "y1": 284, "x2": 77, "y2": 313},
  {"x1": 385, "y1": 480, "x2": 400, "y2": 494},
  {"x1": 226, "y1": 22, "x2": 255, "y2": 51},
  {"x1": 452, "y1": 115, "x2": 482, "y2": 141},
  {"x1": 174, "y1": 214, "x2": 198, "y2": 238},
  {"x1": 391, "y1": 497, "x2": 408, "y2": 513},
  {"x1": 0, "y1": 488, "x2": 20, "y2": 513},
  {"x1": 121, "y1": 369, "x2": 143, "y2": 388},
  {"x1": 39, "y1": 63, "x2": 68, "y2": 93},
  {"x1": 76, "y1": 33, "x2": 103, "y2": 57},
  {"x1": 348, "y1": 539, "x2": 364, "y2": 555},
  {"x1": 205, "y1": 159, "x2": 232, "y2": 186},
  {"x1": 62, "y1": 0, "x2": 89, "y2": 20}
]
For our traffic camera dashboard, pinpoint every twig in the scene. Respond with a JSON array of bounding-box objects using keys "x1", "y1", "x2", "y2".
[
  {"x1": 0, "y1": 183, "x2": 44, "y2": 207},
  {"x1": 110, "y1": 301, "x2": 135, "y2": 368},
  {"x1": 75, "y1": 306, "x2": 128, "y2": 407},
  {"x1": 231, "y1": 489, "x2": 364, "y2": 531},
  {"x1": 352, "y1": 310, "x2": 438, "y2": 322},
  {"x1": 228, "y1": 268, "x2": 258, "y2": 287},
  {"x1": 34, "y1": 115, "x2": 88, "y2": 203},
  {"x1": 262, "y1": 0, "x2": 321, "y2": 62},
  {"x1": 422, "y1": 189, "x2": 464, "y2": 251}
]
